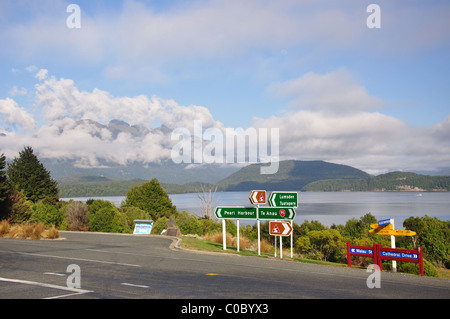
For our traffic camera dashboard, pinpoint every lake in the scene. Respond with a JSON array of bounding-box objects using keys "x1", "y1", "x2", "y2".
[{"x1": 61, "y1": 191, "x2": 450, "y2": 229}]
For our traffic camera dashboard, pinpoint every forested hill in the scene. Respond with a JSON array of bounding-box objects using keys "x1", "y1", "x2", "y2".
[
  {"x1": 303, "y1": 171, "x2": 450, "y2": 192},
  {"x1": 216, "y1": 160, "x2": 370, "y2": 191}
]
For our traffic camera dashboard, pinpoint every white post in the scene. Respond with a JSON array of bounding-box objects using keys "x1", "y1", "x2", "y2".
[
  {"x1": 391, "y1": 219, "x2": 396, "y2": 272},
  {"x1": 274, "y1": 234, "x2": 277, "y2": 257},
  {"x1": 290, "y1": 220, "x2": 293, "y2": 258},
  {"x1": 257, "y1": 219, "x2": 261, "y2": 256},
  {"x1": 237, "y1": 219, "x2": 240, "y2": 252},
  {"x1": 280, "y1": 235, "x2": 283, "y2": 259},
  {"x1": 222, "y1": 219, "x2": 226, "y2": 251}
]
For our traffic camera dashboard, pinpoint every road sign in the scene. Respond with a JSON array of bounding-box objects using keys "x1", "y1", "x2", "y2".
[
  {"x1": 249, "y1": 190, "x2": 266, "y2": 205},
  {"x1": 378, "y1": 218, "x2": 392, "y2": 226},
  {"x1": 370, "y1": 223, "x2": 393, "y2": 230},
  {"x1": 269, "y1": 192, "x2": 298, "y2": 208},
  {"x1": 369, "y1": 229, "x2": 416, "y2": 236},
  {"x1": 258, "y1": 207, "x2": 296, "y2": 220},
  {"x1": 269, "y1": 221, "x2": 293, "y2": 236},
  {"x1": 214, "y1": 207, "x2": 257, "y2": 219}
]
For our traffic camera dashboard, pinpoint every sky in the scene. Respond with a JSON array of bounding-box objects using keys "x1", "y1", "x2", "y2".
[{"x1": 0, "y1": 0, "x2": 449, "y2": 175}]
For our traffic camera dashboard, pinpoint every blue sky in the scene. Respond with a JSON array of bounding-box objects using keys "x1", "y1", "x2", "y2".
[{"x1": 0, "y1": 0, "x2": 449, "y2": 174}]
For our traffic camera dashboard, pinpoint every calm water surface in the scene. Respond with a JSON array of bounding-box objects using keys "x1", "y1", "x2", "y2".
[{"x1": 62, "y1": 191, "x2": 450, "y2": 228}]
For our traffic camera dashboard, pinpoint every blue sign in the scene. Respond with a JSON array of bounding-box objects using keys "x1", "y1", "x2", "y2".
[
  {"x1": 378, "y1": 219, "x2": 392, "y2": 226},
  {"x1": 350, "y1": 248, "x2": 373, "y2": 255},
  {"x1": 380, "y1": 251, "x2": 418, "y2": 260}
]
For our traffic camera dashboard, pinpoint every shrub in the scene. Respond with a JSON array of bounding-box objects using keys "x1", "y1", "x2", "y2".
[
  {"x1": 152, "y1": 216, "x2": 169, "y2": 235},
  {"x1": 89, "y1": 207, "x2": 124, "y2": 233},
  {"x1": 0, "y1": 220, "x2": 10, "y2": 236},
  {"x1": 30, "y1": 222, "x2": 45, "y2": 240},
  {"x1": 33, "y1": 202, "x2": 63, "y2": 227},
  {"x1": 44, "y1": 224, "x2": 60, "y2": 239},
  {"x1": 176, "y1": 211, "x2": 203, "y2": 236},
  {"x1": 398, "y1": 259, "x2": 439, "y2": 277},
  {"x1": 66, "y1": 201, "x2": 89, "y2": 231}
]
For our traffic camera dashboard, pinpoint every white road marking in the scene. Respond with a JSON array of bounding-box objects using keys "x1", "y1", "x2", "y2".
[
  {"x1": 0, "y1": 277, "x2": 92, "y2": 299},
  {"x1": 18, "y1": 252, "x2": 142, "y2": 267},
  {"x1": 120, "y1": 282, "x2": 150, "y2": 289}
]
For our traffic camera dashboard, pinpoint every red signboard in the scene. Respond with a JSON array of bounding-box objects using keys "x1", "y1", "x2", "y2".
[{"x1": 347, "y1": 241, "x2": 424, "y2": 276}]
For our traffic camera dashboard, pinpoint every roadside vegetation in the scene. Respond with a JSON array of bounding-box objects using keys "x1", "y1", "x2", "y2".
[{"x1": 0, "y1": 147, "x2": 448, "y2": 278}]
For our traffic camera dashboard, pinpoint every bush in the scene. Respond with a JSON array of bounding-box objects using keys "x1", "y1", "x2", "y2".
[
  {"x1": 32, "y1": 202, "x2": 63, "y2": 227},
  {"x1": 176, "y1": 211, "x2": 203, "y2": 236},
  {"x1": 87, "y1": 199, "x2": 126, "y2": 233},
  {"x1": 0, "y1": 220, "x2": 10, "y2": 236},
  {"x1": 66, "y1": 201, "x2": 89, "y2": 231},
  {"x1": 152, "y1": 216, "x2": 169, "y2": 235},
  {"x1": 121, "y1": 206, "x2": 152, "y2": 233},
  {"x1": 398, "y1": 259, "x2": 439, "y2": 277}
]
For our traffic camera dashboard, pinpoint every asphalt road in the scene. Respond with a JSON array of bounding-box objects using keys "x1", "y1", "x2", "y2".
[{"x1": 0, "y1": 231, "x2": 449, "y2": 301}]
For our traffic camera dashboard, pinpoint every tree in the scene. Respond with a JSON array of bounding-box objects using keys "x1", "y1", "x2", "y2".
[
  {"x1": 87, "y1": 199, "x2": 125, "y2": 233},
  {"x1": 123, "y1": 179, "x2": 177, "y2": 220},
  {"x1": 0, "y1": 154, "x2": 11, "y2": 217},
  {"x1": 7, "y1": 146, "x2": 59, "y2": 202},
  {"x1": 197, "y1": 184, "x2": 218, "y2": 219}
]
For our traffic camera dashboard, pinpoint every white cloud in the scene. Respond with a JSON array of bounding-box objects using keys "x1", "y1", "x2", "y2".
[
  {"x1": 254, "y1": 70, "x2": 450, "y2": 174},
  {"x1": 0, "y1": 97, "x2": 36, "y2": 131},
  {"x1": 35, "y1": 68, "x2": 48, "y2": 80},
  {"x1": 9, "y1": 86, "x2": 27, "y2": 96}
]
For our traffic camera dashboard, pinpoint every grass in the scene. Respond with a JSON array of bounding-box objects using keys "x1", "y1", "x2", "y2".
[
  {"x1": 0, "y1": 220, "x2": 60, "y2": 240},
  {"x1": 178, "y1": 235, "x2": 348, "y2": 268}
]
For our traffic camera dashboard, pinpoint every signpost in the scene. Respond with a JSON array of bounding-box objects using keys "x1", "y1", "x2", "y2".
[
  {"x1": 249, "y1": 190, "x2": 266, "y2": 205},
  {"x1": 269, "y1": 192, "x2": 298, "y2": 208},
  {"x1": 214, "y1": 207, "x2": 257, "y2": 219},
  {"x1": 369, "y1": 229, "x2": 416, "y2": 236},
  {"x1": 258, "y1": 207, "x2": 296, "y2": 220},
  {"x1": 215, "y1": 190, "x2": 299, "y2": 257},
  {"x1": 269, "y1": 221, "x2": 293, "y2": 236}
]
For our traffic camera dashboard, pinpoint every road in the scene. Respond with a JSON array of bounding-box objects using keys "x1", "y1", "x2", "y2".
[{"x1": 0, "y1": 231, "x2": 449, "y2": 301}]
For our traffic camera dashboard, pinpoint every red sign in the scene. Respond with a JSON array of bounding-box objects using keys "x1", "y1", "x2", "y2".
[
  {"x1": 269, "y1": 221, "x2": 292, "y2": 236},
  {"x1": 249, "y1": 190, "x2": 266, "y2": 205}
]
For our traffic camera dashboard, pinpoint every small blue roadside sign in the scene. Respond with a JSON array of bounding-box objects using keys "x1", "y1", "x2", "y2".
[
  {"x1": 378, "y1": 219, "x2": 392, "y2": 226},
  {"x1": 133, "y1": 219, "x2": 153, "y2": 235},
  {"x1": 350, "y1": 248, "x2": 373, "y2": 255}
]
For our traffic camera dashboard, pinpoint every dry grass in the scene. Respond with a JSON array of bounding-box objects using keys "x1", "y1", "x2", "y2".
[
  {"x1": 44, "y1": 225, "x2": 60, "y2": 239},
  {"x1": 0, "y1": 220, "x2": 60, "y2": 240},
  {"x1": 0, "y1": 220, "x2": 10, "y2": 237}
]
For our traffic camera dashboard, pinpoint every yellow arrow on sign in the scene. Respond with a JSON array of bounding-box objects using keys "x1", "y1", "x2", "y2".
[
  {"x1": 369, "y1": 229, "x2": 416, "y2": 236},
  {"x1": 370, "y1": 223, "x2": 393, "y2": 230}
]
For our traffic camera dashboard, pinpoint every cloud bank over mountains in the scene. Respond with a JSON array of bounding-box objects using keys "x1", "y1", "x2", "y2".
[{"x1": 1, "y1": 68, "x2": 449, "y2": 175}]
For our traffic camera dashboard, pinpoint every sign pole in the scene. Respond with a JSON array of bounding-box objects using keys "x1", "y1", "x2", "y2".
[
  {"x1": 391, "y1": 219, "x2": 396, "y2": 272},
  {"x1": 237, "y1": 219, "x2": 240, "y2": 252},
  {"x1": 274, "y1": 231, "x2": 277, "y2": 257},
  {"x1": 280, "y1": 235, "x2": 283, "y2": 259},
  {"x1": 222, "y1": 219, "x2": 226, "y2": 251},
  {"x1": 290, "y1": 220, "x2": 293, "y2": 258},
  {"x1": 257, "y1": 205, "x2": 260, "y2": 256}
]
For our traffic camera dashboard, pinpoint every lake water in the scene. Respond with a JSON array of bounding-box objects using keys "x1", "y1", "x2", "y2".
[{"x1": 61, "y1": 191, "x2": 450, "y2": 229}]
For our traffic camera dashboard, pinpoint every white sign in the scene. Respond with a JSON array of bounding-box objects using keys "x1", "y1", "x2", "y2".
[{"x1": 133, "y1": 221, "x2": 153, "y2": 235}]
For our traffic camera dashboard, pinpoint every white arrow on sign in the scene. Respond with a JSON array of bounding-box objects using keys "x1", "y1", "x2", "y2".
[
  {"x1": 216, "y1": 208, "x2": 222, "y2": 218},
  {"x1": 282, "y1": 223, "x2": 291, "y2": 235}
]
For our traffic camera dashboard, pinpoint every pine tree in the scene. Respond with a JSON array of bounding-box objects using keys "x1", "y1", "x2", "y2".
[
  {"x1": 124, "y1": 178, "x2": 177, "y2": 220},
  {"x1": 7, "y1": 146, "x2": 59, "y2": 202},
  {"x1": 0, "y1": 153, "x2": 11, "y2": 216}
]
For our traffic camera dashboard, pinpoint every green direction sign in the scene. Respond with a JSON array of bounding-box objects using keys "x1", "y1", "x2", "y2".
[
  {"x1": 258, "y1": 207, "x2": 296, "y2": 220},
  {"x1": 215, "y1": 207, "x2": 257, "y2": 219},
  {"x1": 269, "y1": 192, "x2": 298, "y2": 208}
]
